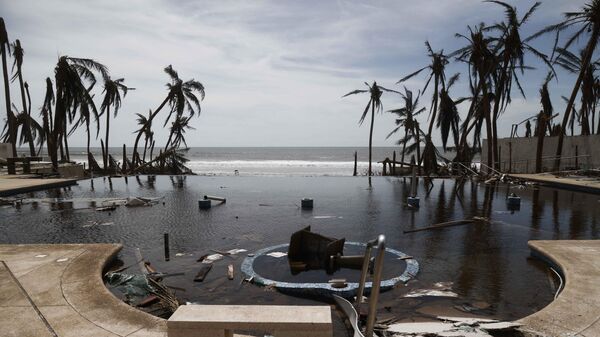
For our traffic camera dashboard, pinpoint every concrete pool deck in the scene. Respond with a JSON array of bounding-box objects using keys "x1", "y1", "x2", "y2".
[
  {"x1": 509, "y1": 173, "x2": 600, "y2": 194},
  {"x1": 0, "y1": 243, "x2": 166, "y2": 337},
  {"x1": 0, "y1": 175, "x2": 79, "y2": 197},
  {"x1": 1, "y1": 241, "x2": 600, "y2": 336},
  {"x1": 519, "y1": 240, "x2": 600, "y2": 337}
]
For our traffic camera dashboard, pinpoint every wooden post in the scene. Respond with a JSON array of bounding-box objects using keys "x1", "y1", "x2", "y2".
[
  {"x1": 122, "y1": 144, "x2": 127, "y2": 173},
  {"x1": 382, "y1": 160, "x2": 387, "y2": 176},
  {"x1": 164, "y1": 233, "x2": 170, "y2": 261},
  {"x1": 392, "y1": 151, "x2": 396, "y2": 175},
  {"x1": 100, "y1": 139, "x2": 106, "y2": 170},
  {"x1": 410, "y1": 156, "x2": 417, "y2": 197},
  {"x1": 508, "y1": 142, "x2": 512, "y2": 173},
  {"x1": 353, "y1": 151, "x2": 358, "y2": 176}
]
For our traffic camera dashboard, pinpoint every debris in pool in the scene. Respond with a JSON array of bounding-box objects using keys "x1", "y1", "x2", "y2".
[
  {"x1": 175, "y1": 253, "x2": 186, "y2": 257},
  {"x1": 34, "y1": 254, "x2": 47, "y2": 258},
  {"x1": 313, "y1": 215, "x2": 343, "y2": 219},
  {"x1": 203, "y1": 253, "x2": 224, "y2": 263},
  {"x1": 227, "y1": 264, "x2": 234, "y2": 280},
  {"x1": 226, "y1": 249, "x2": 247, "y2": 255},
  {"x1": 386, "y1": 320, "x2": 502, "y2": 336},
  {"x1": 479, "y1": 321, "x2": 521, "y2": 331},
  {"x1": 126, "y1": 197, "x2": 149, "y2": 207},
  {"x1": 194, "y1": 264, "x2": 213, "y2": 282},
  {"x1": 96, "y1": 205, "x2": 118, "y2": 212},
  {"x1": 398, "y1": 255, "x2": 414, "y2": 260},
  {"x1": 247, "y1": 253, "x2": 255, "y2": 257},
  {"x1": 99, "y1": 222, "x2": 114, "y2": 226},
  {"x1": 328, "y1": 279, "x2": 347, "y2": 288},
  {"x1": 403, "y1": 289, "x2": 458, "y2": 298},
  {"x1": 266, "y1": 252, "x2": 287, "y2": 258},
  {"x1": 56, "y1": 258, "x2": 69, "y2": 263}
]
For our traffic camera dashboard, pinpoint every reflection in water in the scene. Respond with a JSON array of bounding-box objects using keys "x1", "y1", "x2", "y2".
[{"x1": 1, "y1": 176, "x2": 598, "y2": 323}]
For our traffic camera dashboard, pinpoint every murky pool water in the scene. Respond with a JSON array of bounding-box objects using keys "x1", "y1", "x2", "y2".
[{"x1": 2, "y1": 175, "x2": 598, "y2": 335}]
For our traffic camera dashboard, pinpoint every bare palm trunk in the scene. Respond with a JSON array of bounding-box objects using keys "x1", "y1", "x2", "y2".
[
  {"x1": 555, "y1": 28, "x2": 599, "y2": 171},
  {"x1": 86, "y1": 118, "x2": 91, "y2": 171},
  {"x1": 63, "y1": 118, "x2": 70, "y2": 161},
  {"x1": 400, "y1": 129, "x2": 407, "y2": 168},
  {"x1": 16, "y1": 66, "x2": 35, "y2": 156},
  {"x1": 535, "y1": 114, "x2": 546, "y2": 173},
  {"x1": 0, "y1": 38, "x2": 16, "y2": 157},
  {"x1": 142, "y1": 136, "x2": 148, "y2": 162},
  {"x1": 368, "y1": 101, "x2": 375, "y2": 176},
  {"x1": 103, "y1": 106, "x2": 110, "y2": 170}
]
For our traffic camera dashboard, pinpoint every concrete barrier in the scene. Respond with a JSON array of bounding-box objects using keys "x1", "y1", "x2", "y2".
[
  {"x1": 167, "y1": 305, "x2": 332, "y2": 337},
  {"x1": 482, "y1": 134, "x2": 600, "y2": 173}
]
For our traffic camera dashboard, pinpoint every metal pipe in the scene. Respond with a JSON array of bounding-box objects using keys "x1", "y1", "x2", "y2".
[
  {"x1": 365, "y1": 235, "x2": 385, "y2": 337},
  {"x1": 354, "y1": 245, "x2": 373, "y2": 307}
]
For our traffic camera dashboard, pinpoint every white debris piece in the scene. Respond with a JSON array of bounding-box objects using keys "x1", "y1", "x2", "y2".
[
  {"x1": 34, "y1": 254, "x2": 47, "y2": 258},
  {"x1": 388, "y1": 322, "x2": 456, "y2": 334},
  {"x1": 266, "y1": 252, "x2": 288, "y2": 258},
  {"x1": 203, "y1": 253, "x2": 223, "y2": 263},
  {"x1": 56, "y1": 258, "x2": 69, "y2": 263},
  {"x1": 437, "y1": 317, "x2": 498, "y2": 326},
  {"x1": 404, "y1": 289, "x2": 459, "y2": 298},
  {"x1": 479, "y1": 322, "x2": 522, "y2": 330},
  {"x1": 125, "y1": 197, "x2": 148, "y2": 207},
  {"x1": 227, "y1": 249, "x2": 247, "y2": 255}
]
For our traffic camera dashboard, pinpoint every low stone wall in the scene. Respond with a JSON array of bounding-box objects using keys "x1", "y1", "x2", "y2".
[{"x1": 482, "y1": 134, "x2": 600, "y2": 173}]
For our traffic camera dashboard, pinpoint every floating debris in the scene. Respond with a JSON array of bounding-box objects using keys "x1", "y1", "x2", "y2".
[
  {"x1": 126, "y1": 197, "x2": 149, "y2": 207},
  {"x1": 203, "y1": 253, "x2": 224, "y2": 263},
  {"x1": 227, "y1": 264, "x2": 234, "y2": 280},
  {"x1": 313, "y1": 215, "x2": 343, "y2": 219},
  {"x1": 404, "y1": 289, "x2": 459, "y2": 298},
  {"x1": 266, "y1": 252, "x2": 287, "y2": 258},
  {"x1": 56, "y1": 258, "x2": 69, "y2": 263},
  {"x1": 194, "y1": 264, "x2": 213, "y2": 282},
  {"x1": 226, "y1": 249, "x2": 247, "y2": 255},
  {"x1": 34, "y1": 254, "x2": 47, "y2": 258}
]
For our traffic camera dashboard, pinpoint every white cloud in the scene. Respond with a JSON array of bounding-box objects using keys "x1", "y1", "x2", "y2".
[{"x1": 0, "y1": 0, "x2": 591, "y2": 148}]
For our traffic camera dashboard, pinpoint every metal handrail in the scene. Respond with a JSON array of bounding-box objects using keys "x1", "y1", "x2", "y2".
[{"x1": 354, "y1": 235, "x2": 386, "y2": 337}]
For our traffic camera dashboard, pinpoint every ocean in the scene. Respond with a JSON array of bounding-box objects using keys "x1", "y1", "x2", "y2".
[{"x1": 56, "y1": 146, "x2": 452, "y2": 176}]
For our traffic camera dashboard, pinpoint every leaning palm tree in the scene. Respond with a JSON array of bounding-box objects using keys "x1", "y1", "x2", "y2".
[
  {"x1": 131, "y1": 65, "x2": 205, "y2": 168},
  {"x1": 530, "y1": 0, "x2": 600, "y2": 170},
  {"x1": 437, "y1": 73, "x2": 465, "y2": 152},
  {"x1": 0, "y1": 18, "x2": 15, "y2": 156},
  {"x1": 554, "y1": 47, "x2": 599, "y2": 135},
  {"x1": 133, "y1": 110, "x2": 154, "y2": 163},
  {"x1": 100, "y1": 77, "x2": 131, "y2": 170},
  {"x1": 536, "y1": 72, "x2": 554, "y2": 173},
  {"x1": 10, "y1": 39, "x2": 35, "y2": 156},
  {"x1": 387, "y1": 88, "x2": 426, "y2": 171},
  {"x1": 453, "y1": 23, "x2": 497, "y2": 171},
  {"x1": 49, "y1": 56, "x2": 107, "y2": 169},
  {"x1": 343, "y1": 81, "x2": 398, "y2": 176},
  {"x1": 486, "y1": 0, "x2": 550, "y2": 170},
  {"x1": 165, "y1": 115, "x2": 195, "y2": 149},
  {"x1": 397, "y1": 42, "x2": 452, "y2": 174}
]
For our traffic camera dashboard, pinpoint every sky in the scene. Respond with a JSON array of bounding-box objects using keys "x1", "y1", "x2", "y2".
[{"x1": 0, "y1": 0, "x2": 590, "y2": 148}]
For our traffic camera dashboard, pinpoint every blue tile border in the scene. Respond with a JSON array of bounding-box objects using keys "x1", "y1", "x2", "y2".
[{"x1": 241, "y1": 242, "x2": 419, "y2": 298}]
